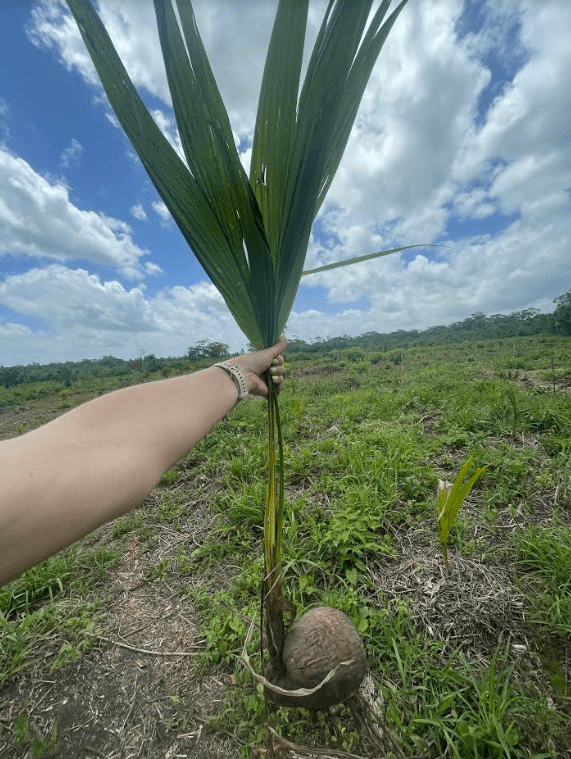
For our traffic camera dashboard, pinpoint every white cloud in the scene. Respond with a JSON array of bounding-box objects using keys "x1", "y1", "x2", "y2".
[
  {"x1": 0, "y1": 265, "x2": 153, "y2": 330},
  {"x1": 59, "y1": 137, "x2": 84, "y2": 168},
  {"x1": 152, "y1": 200, "x2": 172, "y2": 225},
  {"x1": 150, "y1": 108, "x2": 185, "y2": 162},
  {"x1": 239, "y1": 146, "x2": 252, "y2": 176},
  {"x1": 0, "y1": 148, "x2": 154, "y2": 279},
  {"x1": 452, "y1": 189, "x2": 496, "y2": 220},
  {"x1": 105, "y1": 111, "x2": 120, "y2": 130},
  {"x1": 27, "y1": 0, "x2": 164, "y2": 96},
  {"x1": 0, "y1": 266, "x2": 245, "y2": 364},
  {"x1": 144, "y1": 261, "x2": 163, "y2": 276},
  {"x1": 301, "y1": 199, "x2": 570, "y2": 338},
  {"x1": 26, "y1": 0, "x2": 275, "y2": 145},
  {"x1": 454, "y1": 2, "x2": 571, "y2": 188},
  {"x1": 130, "y1": 203, "x2": 147, "y2": 220}
]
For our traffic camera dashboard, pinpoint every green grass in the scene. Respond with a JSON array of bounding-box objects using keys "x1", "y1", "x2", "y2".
[
  {"x1": 511, "y1": 525, "x2": 571, "y2": 635},
  {"x1": 0, "y1": 549, "x2": 108, "y2": 685},
  {"x1": 1, "y1": 334, "x2": 570, "y2": 757}
]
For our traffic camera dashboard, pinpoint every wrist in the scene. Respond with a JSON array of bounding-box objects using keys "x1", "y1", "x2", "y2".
[{"x1": 211, "y1": 362, "x2": 247, "y2": 402}]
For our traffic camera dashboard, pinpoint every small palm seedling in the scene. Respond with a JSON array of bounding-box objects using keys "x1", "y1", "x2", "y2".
[
  {"x1": 437, "y1": 455, "x2": 486, "y2": 575},
  {"x1": 506, "y1": 387, "x2": 519, "y2": 437},
  {"x1": 65, "y1": 0, "x2": 423, "y2": 712}
]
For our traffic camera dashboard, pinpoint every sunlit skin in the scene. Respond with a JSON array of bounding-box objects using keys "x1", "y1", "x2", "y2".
[{"x1": 0, "y1": 340, "x2": 287, "y2": 587}]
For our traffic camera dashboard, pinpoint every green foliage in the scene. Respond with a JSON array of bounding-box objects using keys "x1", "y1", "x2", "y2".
[
  {"x1": 58, "y1": 365, "x2": 75, "y2": 387},
  {"x1": 506, "y1": 387, "x2": 521, "y2": 436},
  {"x1": 319, "y1": 497, "x2": 393, "y2": 582},
  {"x1": 154, "y1": 490, "x2": 189, "y2": 525},
  {"x1": 3, "y1": 334, "x2": 571, "y2": 757},
  {"x1": 437, "y1": 455, "x2": 486, "y2": 574},
  {"x1": 512, "y1": 525, "x2": 571, "y2": 634},
  {"x1": 50, "y1": 612, "x2": 97, "y2": 670},
  {"x1": 415, "y1": 646, "x2": 526, "y2": 758},
  {"x1": 1, "y1": 550, "x2": 78, "y2": 619},
  {"x1": 112, "y1": 510, "x2": 143, "y2": 536},
  {"x1": 186, "y1": 340, "x2": 230, "y2": 361},
  {"x1": 13, "y1": 711, "x2": 57, "y2": 757},
  {"x1": 159, "y1": 466, "x2": 179, "y2": 485},
  {"x1": 552, "y1": 289, "x2": 571, "y2": 335},
  {"x1": 0, "y1": 365, "x2": 21, "y2": 388}
]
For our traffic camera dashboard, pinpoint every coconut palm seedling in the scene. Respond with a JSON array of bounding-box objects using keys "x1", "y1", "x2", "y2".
[
  {"x1": 437, "y1": 455, "x2": 486, "y2": 575},
  {"x1": 65, "y1": 0, "x2": 420, "y2": 710}
]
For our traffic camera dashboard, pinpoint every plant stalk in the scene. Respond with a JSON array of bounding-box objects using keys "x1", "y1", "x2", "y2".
[
  {"x1": 263, "y1": 374, "x2": 290, "y2": 668},
  {"x1": 442, "y1": 544, "x2": 450, "y2": 576}
]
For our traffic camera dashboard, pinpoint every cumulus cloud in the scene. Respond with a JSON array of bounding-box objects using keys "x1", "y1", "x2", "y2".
[
  {"x1": 27, "y1": 0, "x2": 164, "y2": 96},
  {"x1": 0, "y1": 148, "x2": 153, "y2": 279},
  {"x1": 0, "y1": 266, "x2": 245, "y2": 364},
  {"x1": 152, "y1": 200, "x2": 172, "y2": 226},
  {"x1": 130, "y1": 203, "x2": 147, "y2": 221},
  {"x1": 26, "y1": 0, "x2": 275, "y2": 144},
  {"x1": 0, "y1": 265, "x2": 154, "y2": 331},
  {"x1": 59, "y1": 137, "x2": 84, "y2": 168},
  {"x1": 302, "y1": 199, "x2": 570, "y2": 336},
  {"x1": 144, "y1": 261, "x2": 163, "y2": 276},
  {"x1": 452, "y1": 189, "x2": 496, "y2": 219}
]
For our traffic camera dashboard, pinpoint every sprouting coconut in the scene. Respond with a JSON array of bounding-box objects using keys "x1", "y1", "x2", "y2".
[
  {"x1": 264, "y1": 607, "x2": 366, "y2": 710},
  {"x1": 68, "y1": 0, "x2": 410, "y2": 720}
]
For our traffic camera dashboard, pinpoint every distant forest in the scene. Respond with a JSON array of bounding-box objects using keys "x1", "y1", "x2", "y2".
[{"x1": 1, "y1": 288, "x2": 570, "y2": 389}]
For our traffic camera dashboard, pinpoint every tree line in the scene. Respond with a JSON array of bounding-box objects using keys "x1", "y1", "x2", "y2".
[
  {"x1": 286, "y1": 290, "x2": 571, "y2": 354},
  {"x1": 1, "y1": 289, "x2": 570, "y2": 389}
]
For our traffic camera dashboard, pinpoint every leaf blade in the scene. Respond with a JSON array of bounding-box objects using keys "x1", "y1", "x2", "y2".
[
  {"x1": 66, "y1": 0, "x2": 266, "y2": 346},
  {"x1": 302, "y1": 244, "x2": 435, "y2": 275},
  {"x1": 154, "y1": 0, "x2": 278, "y2": 346}
]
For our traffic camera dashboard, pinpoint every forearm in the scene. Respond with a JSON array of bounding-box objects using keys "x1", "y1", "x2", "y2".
[
  {"x1": 48, "y1": 365, "x2": 239, "y2": 474},
  {"x1": 0, "y1": 366, "x2": 238, "y2": 585}
]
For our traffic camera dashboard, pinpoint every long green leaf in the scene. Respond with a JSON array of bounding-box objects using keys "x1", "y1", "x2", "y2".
[
  {"x1": 154, "y1": 0, "x2": 277, "y2": 346},
  {"x1": 316, "y1": 0, "x2": 408, "y2": 212},
  {"x1": 250, "y1": 0, "x2": 308, "y2": 263},
  {"x1": 66, "y1": 0, "x2": 268, "y2": 347},
  {"x1": 438, "y1": 456, "x2": 486, "y2": 544},
  {"x1": 170, "y1": 0, "x2": 280, "y2": 346},
  {"x1": 302, "y1": 244, "x2": 433, "y2": 275},
  {"x1": 275, "y1": 1, "x2": 381, "y2": 331}
]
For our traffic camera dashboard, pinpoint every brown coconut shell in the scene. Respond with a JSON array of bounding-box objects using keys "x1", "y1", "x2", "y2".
[{"x1": 264, "y1": 606, "x2": 366, "y2": 709}]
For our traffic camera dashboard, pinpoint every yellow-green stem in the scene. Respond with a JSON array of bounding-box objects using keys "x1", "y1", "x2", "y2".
[
  {"x1": 263, "y1": 375, "x2": 286, "y2": 664},
  {"x1": 442, "y1": 543, "x2": 450, "y2": 576}
]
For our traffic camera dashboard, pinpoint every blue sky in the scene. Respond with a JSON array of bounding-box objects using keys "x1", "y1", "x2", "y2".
[{"x1": 0, "y1": 0, "x2": 570, "y2": 366}]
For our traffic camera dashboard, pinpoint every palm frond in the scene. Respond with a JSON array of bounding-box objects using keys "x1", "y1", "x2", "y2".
[{"x1": 66, "y1": 0, "x2": 410, "y2": 348}]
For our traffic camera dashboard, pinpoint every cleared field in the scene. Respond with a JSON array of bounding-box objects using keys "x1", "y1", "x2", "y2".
[{"x1": 1, "y1": 335, "x2": 570, "y2": 758}]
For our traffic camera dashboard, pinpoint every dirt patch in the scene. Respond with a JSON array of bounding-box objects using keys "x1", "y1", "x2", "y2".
[
  {"x1": 0, "y1": 533, "x2": 240, "y2": 759},
  {"x1": 369, "y1": 549, "x2": 528, "y2": 659},
  {"x1": 0, "y1": 645, "x2": 237, "y2": 759}
]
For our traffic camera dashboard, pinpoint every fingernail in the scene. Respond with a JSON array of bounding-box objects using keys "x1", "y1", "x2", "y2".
[
  {"x1": 271, "y1": 359, "x2": 278, "y2": 366},
  {"x1": 270, "y1": 366, "x2": 277, "y2": 375}
]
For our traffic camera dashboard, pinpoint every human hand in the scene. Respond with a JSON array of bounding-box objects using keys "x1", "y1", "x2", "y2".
[{"x1": 229, "y1": 338, "x2": 288, "y2": 398}]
